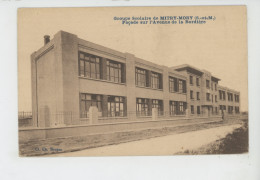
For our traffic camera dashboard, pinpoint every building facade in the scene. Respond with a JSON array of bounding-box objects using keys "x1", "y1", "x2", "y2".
[{"x1": 31, "y1": 31, "x2": 240, "y2": 127}]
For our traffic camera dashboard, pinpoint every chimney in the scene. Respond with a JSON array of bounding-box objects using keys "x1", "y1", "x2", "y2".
[{"x1": 44, "y1": 35, "x2": 50, "y2": 45}]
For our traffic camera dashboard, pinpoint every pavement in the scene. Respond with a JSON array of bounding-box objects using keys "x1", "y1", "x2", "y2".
[{"x1": 47, "y1": 123, "x2": 242, "y2": 156}]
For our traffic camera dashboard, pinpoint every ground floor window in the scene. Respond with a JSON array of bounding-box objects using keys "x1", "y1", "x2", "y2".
[
  {"x1": 197, "y1": 106, "x2": 201, "y2": 114},
  {"x1": 228, "y1": 106, "x2": 233, "y2": 114},
  {"x1": 169, "y1": 101, "x2": 187, "y2": 115},
  {"x1": 191, "y1": 105, "x2": 194, "y2": 114},
  {"x1": 235, "y1": 106, "x2": 240, "y2": 114},
  {"x1": 152, "y1": 99, "x2": 163, "y2": 115},
  {"x1": 136, "y1": 98, "x2": 149, "y2": 116},
  {"x1": 107, "y1": 96, "x2": 125, "y2": 117},
  {"x1": 220, "y1": 105, "x2": 226, "y2": 111},
  {"x1": 80, "y1": 93, "x2": 102, "y2": 118}
]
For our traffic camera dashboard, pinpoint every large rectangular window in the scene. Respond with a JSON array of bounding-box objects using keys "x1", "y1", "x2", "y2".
[
  {"x1": 178, "y1": 79, "x2": 186, "y2": 93},
  {"x1": 106, "y1": 60, "x2": 122, "y2": 83},
  {"x1": 136, "y1": 98, "x2": 149, "y2": 116},
  {"x1": 169, "y1": 77, "x2": 177, "y2": 92},
  {"x1": 169, "y1": 101, "x2": 178, "y2": 116},
  {"x1": 152, "y1": 99, "x2": 163, "y2": 115},
  {"x1": 79, "y1": 52, "x2": 100, "y2": 79},
  {"x1": 80, "y1": 93, "x2": 102, "y2": 118},
  {"x1": 107, "y1": 96, "x2": 125, "y2": 117},
  {"x1": 169, "y1": 101, "x2": 186, "y2": 115},
  {"x1": 151, "y1": 72, "x2": 161, "y2": 89},
  {"x1": 169, "y1": 77, "x2": 186, "y2": 93},
  {"x1": 135, "y1": 68, "x2": 147, "y2": 87}
]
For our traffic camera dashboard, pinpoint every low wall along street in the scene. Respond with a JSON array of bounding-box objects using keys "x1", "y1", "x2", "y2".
[{"x1": 19, "y1": 115, "x2": 223, "y2": 141}]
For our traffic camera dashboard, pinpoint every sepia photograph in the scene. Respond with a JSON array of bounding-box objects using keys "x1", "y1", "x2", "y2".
[{"x1": 18, "y1": 6, "x2": 248, "y2": 157}]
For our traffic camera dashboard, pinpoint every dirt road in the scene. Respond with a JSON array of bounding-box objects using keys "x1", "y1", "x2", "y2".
[{"x1": 48, "y1": 124, "x2": 242, "y2": 156}]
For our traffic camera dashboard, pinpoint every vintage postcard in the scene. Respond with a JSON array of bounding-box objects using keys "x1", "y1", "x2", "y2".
[{"x1": 18, "y1": 6, "x2": 248, "y2": 157}]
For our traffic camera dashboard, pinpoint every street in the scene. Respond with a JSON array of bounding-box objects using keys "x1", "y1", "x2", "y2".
[{"x1": 48, "y1": 124, "x2": 242, "y2": 156}]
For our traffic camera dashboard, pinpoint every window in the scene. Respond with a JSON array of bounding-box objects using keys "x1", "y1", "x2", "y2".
[
  {"x1": 215, "y1": 84, "x2": 217, "y2": 91},
  {"x1": 80, "y1": 93, "x2": 102, "y2": 118},
  {"x1": 169, "y1": 101, "x2": 177, "y2": 116},
  {"x1": 220, "y1": 105, "x2": 226, "y2": 111},
  {"x1": 219, "y1": 90, "x2": 222, "y2": 100},
  {"x1": 152, "y1": 99, "x2": 163, "y2": 115},
  {"x1": 235, "y1": 95, "x2": 240, "y2": 102},
  {"x1": 107, "y1": 96, "x2": 125, "y2": 117},
  {"x1": 178, "y1": 80, "x2": 186, "y2": 93},
  {"x1": 215, "y1": 107, "x2": 218, "y2": 113},
  {"x1": 135, "y1": 68, "x2": 147, "y2": 87},
  {"x1": 211, "y1": 82, "x2": 213, "y2": 90},
  {"x1": 228, "y1": 106, "x2": 233, "y2": 114},
  {"x1": 206, "y1": 80, "x2": 210, "y2": 89},
  {"x1": 79, "y1": 52, "x2": 100, "y2": 79},
  {"x1": 212, "y1": 95, "x2": 214, "y2": 102},
  {"x1": 179, "y1": 102, "x2": 186, "y2": 115},
  {"x1": 228, "y1": 93, "x2": 233, "y2": 101},
  {"x1": 190, "y1": 90, "x2": 194, "y2": 99},
  {"x1": 215, "y1": 95, "x2": 217, "y2": 102},
  {"x1": 223, "y1": 91, "x2": 226, "y2": 100},
  {"x1": 197, "y1": 106, "x2": 201, "y2": 114},
  {"x1": 206, "y1": 93, "x2": 211, "y2": 101},
  {"x1": 190, "y1": 75, "x2": 193, "y2": 85},
  {"x1": 197, "y1": 92, "x2": 200, "y2": 100},
  {"x1": 169, "y1": 77, "x2": 178, "y2": 92},
  {"x1": 151, "y1": 72, "x2": 161, "y2": 89},
  {"x1": 106, "y1": 60, "x2": 122, "y2": 83},
  {"x1": 169, "y1": 101, "x2": 186, "y2": 115},
  {"x1": 196, "y1": 77, "x2": 200, "y2": 86},
  {"x1": 191, "y1": 105, "x2": 194, "y2": 114},
  {"x1": 235, "y1": 106, "x2": 240, "y2": 114},
  {"x1": 136, "y1": 98, "x2": 149, "y2": 116}
]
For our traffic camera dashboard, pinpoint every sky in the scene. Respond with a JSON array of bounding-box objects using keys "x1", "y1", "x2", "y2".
[{"x1": 18, "y1": 6, "x2": 248, "y2": 112}]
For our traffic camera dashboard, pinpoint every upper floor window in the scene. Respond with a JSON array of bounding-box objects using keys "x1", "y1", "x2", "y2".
[
  {"x1": 206, "y1": 80, "x2": 210, "y2": 89},
  {"x1": 219, "y1": 90, "x2": 222, "y2": 100},
  {"x1": 190, "y1": 90, "x2": 194, "y2": 99},
  {"x1": 235, "y1": 94, "x2": 240, "y2": 102},
  {"x1": 196, "y1": 77, "x2": 200, "y2": 86},
  {"x1": 211, "y1": 82, "x2": 213, "y2": 90},
  {"x1": 215, "y1": 83, "x2": 217, "y2": 91},
  {"x1": 135, "y1": 68, "x2": 147, "y2": 87},
  {"x1": 106, "y1": 60, "x2": 122, "y2": 83},
  {"x1": 223, "y1": 91, "x2": 226, "y2": 100},
  {"x1": 197, "y1": 92, "x2": 200, "y2": 100},
  {"x1": 215, "y1": 95, "x2": 217, "y2": 102},
  {"x1": 189, "y1": 75, "x2": 193, "y2": 85},
  {"x1": 179, "y1": 80, "x2": 184, "y2": 93},
  {"x1": 151, "y1": 72, "x2": 162, "y2": 89},
  {"x1": 206, "y1": 93, "x2": 211, "y2": 101},
  {"x1": 79, "y1": 52, "x2": 100, "y2": 79},
  {"x1": 169, "y1": 77, "x2": 177, "y2": 92}
]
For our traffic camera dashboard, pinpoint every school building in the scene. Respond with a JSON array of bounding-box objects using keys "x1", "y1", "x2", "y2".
[{"x1": 30, "y1": 31, "x2": 240, "y2": 129}]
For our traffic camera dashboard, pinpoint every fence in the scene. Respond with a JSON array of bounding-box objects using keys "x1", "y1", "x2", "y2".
[
  {"x1": 18, "y1": 108, "x2": 226, "y2": 128},
  {"x1": 18, "y1": 111, "x2": 32, "y2": 120}
]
